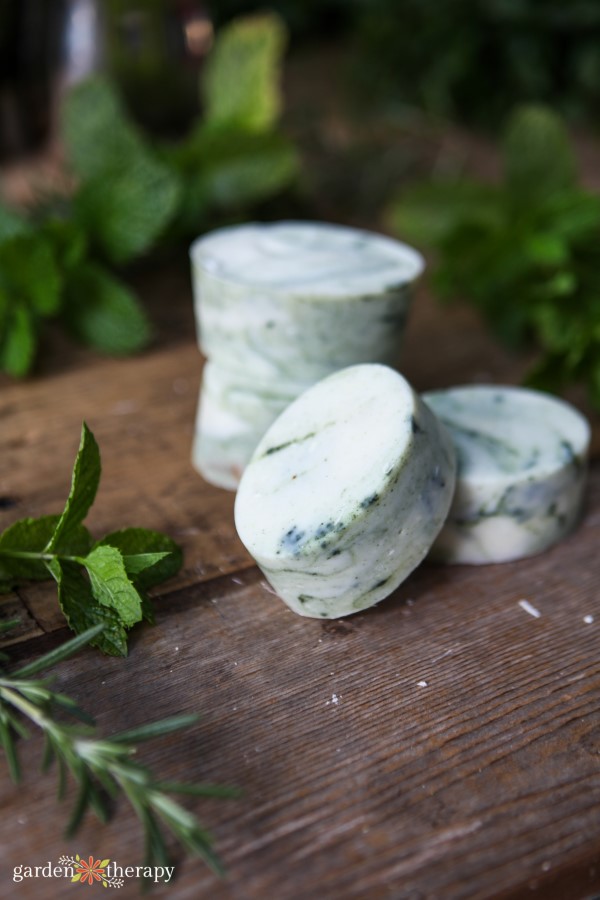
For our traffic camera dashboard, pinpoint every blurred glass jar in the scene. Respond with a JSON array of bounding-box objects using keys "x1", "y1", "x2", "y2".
[{"x1": 0, "y1": 0, "x2": 212, "y2": 160}]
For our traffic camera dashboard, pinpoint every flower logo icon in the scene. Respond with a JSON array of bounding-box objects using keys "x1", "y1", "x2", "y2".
[
  {"x1": 72, "y1": 856, "x2": 109, "y2": 885},
  {"x1": 58, "y1": 854, "x2": 123, "y2": 887}
]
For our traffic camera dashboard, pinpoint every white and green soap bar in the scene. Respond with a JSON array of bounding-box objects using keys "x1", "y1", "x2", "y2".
[
  {"x1": 424, "y1": 385, "x2": 591, "y2": 564},
  {"x1": 235, "y1": 364, "x2": 456, "y2": 618},
  {"x1": 193, "y1": 362, "x2": 300, "y2": 492},
  {"x1": 191, "y1": 221, "x2": 425, "y2": 384}
]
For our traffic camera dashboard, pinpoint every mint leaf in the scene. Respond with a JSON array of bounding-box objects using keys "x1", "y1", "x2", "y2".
[
  {"x1": 180, "y1": 129, "x2": 297, "y2": 215},
  {"x1": 203, "y1": 14, "x2": 287, "y2": 133},
  {"x1": 96, "y1": 528, "x2": 182, "y2": 591},
  {"x1": 61, "y1": 76, "x2": 146, "y2": 182},
  {"x1": 54, "y1": 560, "x2": 128, "y2": 657},
  {"x1": 0, "y1": 516, "x2": 61, "y2": 581},
  {"x1": 0, "y1": 202, "x2": 29, "y2": 241},
  {"x1": 0, "y1": 303, "x2": 36, "y2": 378},
  {"x1": 504, "y1": 105, "x2": 576, "y2": 203},
  {"x1": 0, "y1": 235, "x2": 62, "y2": 316},
  {"x1": 390, "y1": 179, "x2": 502, "y2": 247},
  {"x1": 123, "y1": 553, "x2": 169, "y2": 577},
  {"x1": 63, "y1": 263, "x2": 152, "y2": 355},
  {"x1": 46, "y1": 423, "x2": 101, "y2": 553},
  {"x1": 64, "y1": 76, "x2": 180, "y2": 263},
  {"x1": 81, "y1": 546, "x2": 143, "y2": 628},
  {"x1": 0, "y1": 516, "x2": 92, "y2": 582},
  {"x1": 122, "y1": 553, "x2": 170, "y2": 577},
  {"x1": 74, "y1": 159, "x2": 181, "y2": 264}
]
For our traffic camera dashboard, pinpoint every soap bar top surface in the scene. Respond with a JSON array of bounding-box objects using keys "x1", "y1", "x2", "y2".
[
  {"x1": 424, "y1": 385, "x2": 590, "y2": 485},
  {"x1": 191, "y1": 221, "x2": 424, "y2": 298},
  {"x1": 236, "y1": 365, "x2": 416, "y2": 555},
  {"x1": 235, "y1": 364, "x2": 456, "y2": 618}
]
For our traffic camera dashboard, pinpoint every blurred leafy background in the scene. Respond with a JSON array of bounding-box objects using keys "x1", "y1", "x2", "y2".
[{"x1": 0, "y1": 0, "x2": 599, "y2": 409}]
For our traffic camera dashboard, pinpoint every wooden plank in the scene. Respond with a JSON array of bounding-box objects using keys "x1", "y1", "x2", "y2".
[{"x1": 1, "y1": 465, "x2": 598, "y2": 899}]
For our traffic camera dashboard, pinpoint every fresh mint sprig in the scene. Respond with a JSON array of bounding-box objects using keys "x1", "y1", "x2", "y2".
[
  {"x1": 0, "y1": 424, "x2": 182, "y2": 655},
  {"x1": 390, "y1": 104, "x2": 600, "y2": 409},
  {"x1": 0, "y1": 13, "x2": 297, "y2": 379},
  {"x1": 0, "y1": 622, "x2": 238, "y2": 878}
]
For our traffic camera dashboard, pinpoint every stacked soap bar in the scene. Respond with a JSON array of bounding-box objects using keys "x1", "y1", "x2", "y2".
[
  {"x1": 191, "y1": 221, "x2": 424, "y2": 489},
  {"x1": 235, "y1": 369, "x2": 591, "y2": 620}
]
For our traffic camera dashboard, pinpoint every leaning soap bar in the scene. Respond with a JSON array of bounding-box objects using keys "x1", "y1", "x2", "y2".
[
  {"x1": 235, "y1": 364, "x2": 456, "y2": 618},
  {"x1": 191, "y1": 221, "x2": 424, "y2": 383},
  {"x1": 423, "y1": 385, "x2": 591, "y2": 564}
]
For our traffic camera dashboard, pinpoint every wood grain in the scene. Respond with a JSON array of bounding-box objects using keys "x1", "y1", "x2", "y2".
[{"x1": 1, "y1": 467, "x2": 599, "y2": 899}]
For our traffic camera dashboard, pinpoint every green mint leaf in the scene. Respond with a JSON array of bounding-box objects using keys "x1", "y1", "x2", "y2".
[
  {"x1": 63, "y1": 263, "x2": 152, "y2": 355},
  {"x1": 81, "y1": 546, "x2": 143, "y2": 628},
  {"x1": 0, "y1": 303, "x2": 36, "y2": 378},
  {"x1": 180, "y1": 129, "x2": 297, "y2": 216},
  {"x1": 0, "y1": 201, "x2": 30, "y2": 241},
  {"x1": 61, "y1": 76, "x2": 146, "y2": 182},
  {"x1": 63, "y1": 76, "x2": 180, "y2": 263},
  {"x1": 0, "y1": 235, "x2": 62, "y2": 317},
  {"x1": 504, "y1": 105, "x2": 576, "y2": 203},
  {"x1": 54, "y1": 560, "x2": 128, "y2": 657},
  {"x1": 203, "y1": 13, "x2": 287, "y2": 133},
  {"x1": 96, "y1": 528, "x2": 182, "y2": 591},
  {"x1": 46, "y1": 423, "x2": 101, "y2": 553},
  {"x1": 389, "y1": 179, "x2": 503, "y2": 248},
  {"x1": 43, "y1": 217, "x2": 88, "y2": 272},
  {"x1": 121, "y1": 553, "x2": 170, "y2": 577},
  {"x1": 74, "y1": 158, "x2": 181, "y2": 264},
  {"x1": 0, "y1": 516, "x2": 61, "y2": 581},
  {"x1": 0, "y1": 516, "x2": 93, "y2": 583},
  {"x1": 541, "y1": 191, "x2": 600, "y2": 241}
]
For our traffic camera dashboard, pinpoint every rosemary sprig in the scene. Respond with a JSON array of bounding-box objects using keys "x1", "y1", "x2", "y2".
[{"x1": 0, "y1": 623, "x2": 238, "y2": 878}]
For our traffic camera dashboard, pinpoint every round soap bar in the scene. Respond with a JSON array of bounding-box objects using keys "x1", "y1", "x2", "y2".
[
  {"x1": 191, "y1": 221, "x2": 424, "y2": 383},
  {"x1": 193, "y1": 362, "x2": 299, "y2": 491},
  {"x1": 235, "y1": 364, "x2": 457, "y2": 618},
  {"x1": 423, "y1": 385, "x2": 591, "y2": 565}
]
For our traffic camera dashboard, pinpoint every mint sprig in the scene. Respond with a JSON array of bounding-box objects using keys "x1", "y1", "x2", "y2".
[
  {"x1": 0, "y1": 13, "x2": 297, "y2": 380},
  {"x1": 0, "y1": 424, "x2": 182, "y2": 655},
  {"x1": 390, "y1": 104, "x2": 600, "y2": 410}
]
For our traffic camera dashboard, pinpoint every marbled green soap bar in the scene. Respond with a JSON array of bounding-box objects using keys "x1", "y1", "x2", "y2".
[
  {"x1": 235, "y1": 365, "x2": 456, "y2": 619},
  {"x1": 423, "y1": 385, "x2": 591, "y2": 564},
  {"x1": 191, "y1": 221, "x2": 424, "y2": 384},
  {"x1": 193, "y1": 362, "x2": 300, "y2": 491}
]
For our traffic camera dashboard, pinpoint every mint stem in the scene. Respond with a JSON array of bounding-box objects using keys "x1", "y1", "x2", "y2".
[{"x1": 0, "y1": 550, "x2": 79, "y2": 563}]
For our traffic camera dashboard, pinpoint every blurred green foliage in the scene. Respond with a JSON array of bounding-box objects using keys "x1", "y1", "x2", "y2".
[
  {"x1": 390, "y1": 105, "x2": 600, "y2": 409},
  {"x1": 352, "y1": 0, "x2": 600, "y2": 127},
  {"x1": 218, "y1": 0, "x2": 600, "y2": 128},
  {"x1": 0, "y1": 13, "x2": 297, "y2": 378}
]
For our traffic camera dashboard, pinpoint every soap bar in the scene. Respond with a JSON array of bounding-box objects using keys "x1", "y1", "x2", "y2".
[
  {"x1": 191, "y1": 221, "x2": 424, "y2": 383},
  {"x1": 235, "y1": 364, "x2": 456, "y2": 618},
  {"x1": 423, "y1": 385, "x2": 591, "y2": 564},
  {"x1": 193, "y1": 362, "x2": 299, "y2": 491}
]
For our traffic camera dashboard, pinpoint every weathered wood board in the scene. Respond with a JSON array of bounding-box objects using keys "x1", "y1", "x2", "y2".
[{"x1": 0, "y1": 262, "x2": 599, "y2": 899}]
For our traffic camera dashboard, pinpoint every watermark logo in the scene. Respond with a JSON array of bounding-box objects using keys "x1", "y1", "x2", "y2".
[
  {"x1": 12, "y1": 854, "x2": 175, "y2": 886},
  {"x1": 59, "y1": 856, "x2": 124, "y2": 888}
]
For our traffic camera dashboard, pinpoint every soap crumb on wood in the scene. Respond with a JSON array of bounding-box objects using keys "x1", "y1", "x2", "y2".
[
  {"x1": 518, "y1": 599, "x2": 541, "y2": 618},
  {"x1": 584, "y1": 614, "x2": 594, "y2": 624}
]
